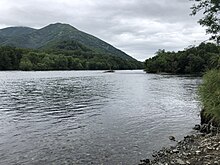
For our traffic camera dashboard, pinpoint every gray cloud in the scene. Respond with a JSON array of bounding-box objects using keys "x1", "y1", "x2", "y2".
[{"x1": 0, "y1": 0, "x2": 208, "y2": 61}]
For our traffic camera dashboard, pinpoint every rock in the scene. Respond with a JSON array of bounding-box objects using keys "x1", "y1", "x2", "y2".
[
  {"x1": 195, "y1": 150, "x2": 201, "y2": 155},
  {"x1": 214, "y1": 161, "x2": 219, "y2": 165},
  {"x1": 186, "y1": 160, "x2": 191, "y2": 164},
  {"x1": 210, "y1": 126, "x2": 218, "y2": 133},
  {"x1": 204, "y1": 155, "x2": 212, "y2": 159},
  {"x1": 214, "y1": 143, "x2": 219, "y2": 147},
  {"x1": 152, "y1": 153, "x2": 157, "y2": 157},
  {"x1": 200, "y1": 124, "x2": 210, "y2": 133},
  {"x1": 139, "y1": 163, "x2": 146, "y2": 165},
  {"x1": 175, "y1": 158, "x2": 186, "y2": 165},
  {"x1": 157, "y1": 162, "x2": 164, "y2": 165},
  {"x1": 158, "y1": 151, "x2": 164, "y2": 156},
  {"x1": 193, "y1": 124, "x2": 201, "y2": 130},
  {"x1": 182, "y1": 146, "x2": 187, "y2": 150},
  {"x1": 140, "y1": 159, "x2": 150, "y2": 164},
  {"x1": 207, "y1": 146, "x2": 213, "y2": 150},
  {"x1": 182, "y1": 152, "x2": 189, "y2": 156},
  {"x1": 172, "y1": 149, "x2": 179, "y2": 153},
  {"x1": 169, "y1": 136, "x2": 176, "y2": 141},
  {"x1": 170, "y1": 161, "x2": 175, "y2": 165}
]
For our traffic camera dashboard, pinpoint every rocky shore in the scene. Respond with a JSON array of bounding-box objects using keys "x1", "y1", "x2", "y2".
[{"x1": 140, "y1": 124, "x2": 220, "y2": 165}]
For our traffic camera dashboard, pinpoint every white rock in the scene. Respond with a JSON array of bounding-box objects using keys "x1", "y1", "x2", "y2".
[
  {"x1": 176, "y1": 158, "x2": 186, "y2": 165},
  {"x1": 195, "y1": 150, "x2": 201, "y2": 155}
]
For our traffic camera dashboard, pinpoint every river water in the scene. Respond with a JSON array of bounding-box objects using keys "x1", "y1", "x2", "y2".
[{"x1": 0, "y1": 70, "x2": 201, "y2": 165}]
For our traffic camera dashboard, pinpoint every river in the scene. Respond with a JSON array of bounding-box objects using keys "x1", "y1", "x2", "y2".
[{"x1": 0, "y1": 70, "x2": 201, "y2": 164}]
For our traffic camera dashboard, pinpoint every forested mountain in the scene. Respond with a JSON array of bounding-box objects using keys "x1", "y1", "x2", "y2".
[
  {"x1": 145, "y1": 43, "x2": 220, "y2": 74},
  {"x1": 0, "y1": 23, "x2": 135, "y2": 60},
  {"x1": 0, "y1": 23, "x2": 143, "y2": 71}
]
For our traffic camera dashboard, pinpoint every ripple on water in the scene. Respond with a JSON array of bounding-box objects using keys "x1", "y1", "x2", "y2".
[{"x1": 0, "y1": 71, "x2": 201, "y2": 165}]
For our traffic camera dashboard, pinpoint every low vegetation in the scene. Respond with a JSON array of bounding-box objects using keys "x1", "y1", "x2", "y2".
[{"x1": 199, "y1": 69, "x2": 220, "y2": 126}]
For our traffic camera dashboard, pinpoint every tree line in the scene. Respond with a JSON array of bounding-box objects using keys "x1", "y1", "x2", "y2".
[
  {"x1": 145, "y1": 43, "x2": 220, "y2": 74},
  {"x1": 0, "y1": 46, "x2": 143, "y2": 71}
]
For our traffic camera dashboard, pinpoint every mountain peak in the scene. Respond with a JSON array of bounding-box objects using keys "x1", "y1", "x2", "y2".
[{"x1": 45, "y1": 23, "x2": 78, "y2": 30}]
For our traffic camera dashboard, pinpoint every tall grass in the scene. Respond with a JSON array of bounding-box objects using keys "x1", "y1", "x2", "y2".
[{"x1": 199, "y1": 69, "x2": 220, "y2": 125}]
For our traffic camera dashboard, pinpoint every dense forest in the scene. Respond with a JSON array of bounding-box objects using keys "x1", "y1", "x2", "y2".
[
  {"x1": 144, "y1": 43, "x2": 220, "y2": 74},
  {"x1": 0, "y1": 46, "x2": 143, "y2": 71}
]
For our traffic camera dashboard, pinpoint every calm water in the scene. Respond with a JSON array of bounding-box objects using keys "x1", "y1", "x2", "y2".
[{"x1": 0, "y1": 70, "x2": 201, "y2": 165}]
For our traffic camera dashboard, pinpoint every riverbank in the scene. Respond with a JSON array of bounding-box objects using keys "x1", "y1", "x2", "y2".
[{"x1": 140, "y1": 127, "x2": 220, "y2": 165}]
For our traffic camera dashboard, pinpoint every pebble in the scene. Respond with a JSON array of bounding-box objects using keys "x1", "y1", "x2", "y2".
[
  {"x1": 207, "y1": 146, "x2": 213, "y2": 150},
  {"x1": 172, "y1": 149, "x2": 179, "y2": 153},
  {"x1": 195, "y1": 150, "x2": 201, "y2": 155},
  {"x1": 176, "y1": 158, "x2": 186, "y2": 165},
  {"x1": 214, "y1": 161, "x2": 219, "y2": 165},
  {"x1": 169, "y1": 136, "x2": 176, "y2": 141},
  {"x1": 186, "y1": 160, "x2": 190, "y2": 164},
  {"x1": 193, "y1": 124, "x2": 201, "y2": 130}
]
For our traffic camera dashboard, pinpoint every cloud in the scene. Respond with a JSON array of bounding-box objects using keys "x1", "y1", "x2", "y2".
[{"x1": 0, "y1": 0, "x2": 208, "y2": 61}]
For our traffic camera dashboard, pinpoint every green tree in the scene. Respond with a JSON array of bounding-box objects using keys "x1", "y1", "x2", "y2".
[
  {"x1": 19, "y1": 56, "x2": 33, "y2": 71},
  {"x1": 191, "y1": 0, "x2": 220, "y2": 44},
  {"x1": 0, "y1": 46, "x2": 23, "y2": 70}
]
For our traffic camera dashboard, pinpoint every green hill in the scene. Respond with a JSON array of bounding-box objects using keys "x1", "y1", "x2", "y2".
[
  {"x1": 0, "y1": 23, "x2": 135, "y2": 60},
  {"x1": 0, "y1": 23, "x2": 143, "y2": 71},
  {"x1": 0, "y1": 26, "x2": 35, "y2": 37}
]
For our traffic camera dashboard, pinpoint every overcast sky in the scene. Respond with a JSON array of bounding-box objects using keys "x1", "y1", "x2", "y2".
[{"x1": 0, "y1": 0, "x2": 208, "y2": 61}]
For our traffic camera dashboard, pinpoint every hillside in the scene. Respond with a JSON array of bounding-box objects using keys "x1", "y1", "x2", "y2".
[
  {"x1": 0, "y1": 23, "x2": 135, "y2": 61},
  {"x1": 0, "y1": 27, "x2": 35, "y2": 37},
  {"x1": 0, "y1": 24, "x2": 144, "y2": 71}
]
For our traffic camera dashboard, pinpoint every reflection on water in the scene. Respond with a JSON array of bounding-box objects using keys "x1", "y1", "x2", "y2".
[{"x1": 0, "y1": 71, "x2": 201, "y2": 164}]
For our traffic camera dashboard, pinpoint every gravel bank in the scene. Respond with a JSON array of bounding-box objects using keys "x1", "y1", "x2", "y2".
[{"x1": 140, "y1": 128, "x2": 220, "y2": 165}]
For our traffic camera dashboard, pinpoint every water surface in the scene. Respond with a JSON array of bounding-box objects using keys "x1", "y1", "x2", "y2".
[{"x1": 0, "y1": 70, "x2": 201, "y2": 164}]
